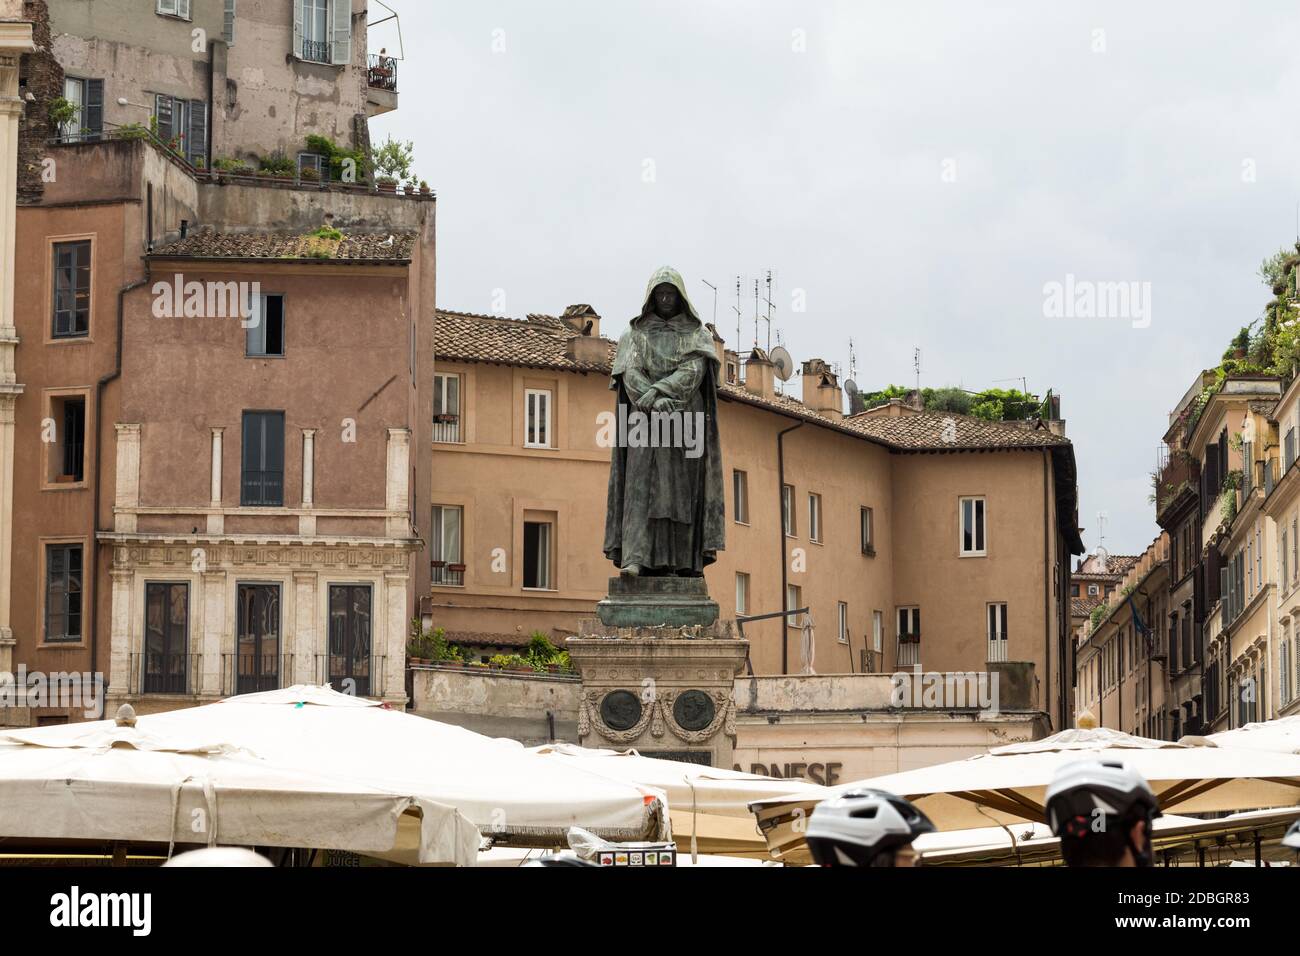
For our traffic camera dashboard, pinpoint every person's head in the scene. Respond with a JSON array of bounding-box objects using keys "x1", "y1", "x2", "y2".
[
  {"x1": 1046, "y1": 759, "x2": 1161, "y2": 867},
  {"x1": 805, "y1": 788, "x2": 935, "y2": 867},
  {"x1": 651, "y1": 282, "x2": 681, "y2": 319}
]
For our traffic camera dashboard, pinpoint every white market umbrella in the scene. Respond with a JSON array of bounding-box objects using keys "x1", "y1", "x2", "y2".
[
  {"x1": 13, "y1": 686, "x2": 666, "y2": 849},
  {"x1": 750, "y1": 725, "x2": 1300, "y2": 863},
  {"x1": 0, "y1": 722, "x2": 478, "y2": 865},
  {"x1": 1184, "y1": 715, "x2": 1300, "y2": 755},
  {"x1": 529, "y1": 743, "x2": 834, "y2": 857}
]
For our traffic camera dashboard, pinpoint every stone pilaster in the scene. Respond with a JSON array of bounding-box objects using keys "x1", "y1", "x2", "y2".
[
  {"x1": 0, "y1": 18, "x2": 33, "y2": 676},
  {"x1": 291, "y1": 571, "x2": 317, "y2": 685},
  {"x1": 383, "y1": 569, "x2": 408, "y2": 707},
  {"x1": 113, "y1": 424, "x2": 142, "y2": 533},
  {"x1": 385, "y1": 427, "x2": 411, "y2": 538}
]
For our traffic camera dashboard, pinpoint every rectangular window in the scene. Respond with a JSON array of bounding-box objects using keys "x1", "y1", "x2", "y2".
[
  {"x1": 785, "y1": 584, "x2": 802, "y2": 627},
  {"x1": 808, "y1": 493, "x2": 822, "y2": 543},
  {"x1": 988, "y1": 602, "x2": 1008, "y2": 662},
  {"x1": 60, "y1": 77, "x2": 103, "y2": 140},
  {"x1": 297, "y1": 151, "x2": 326, "y2": 182},
  {"x1": 872, "y1": 610, "x2": 883, "y2": 653},
  {"x1": 52, "y1": 240, "x2": 91, "y2": 338},
  {"x1": 838, "y1": 601, "x2": 849, "y2": 644},
  {"x1": 525, "y1": 388, "x2": 552, "y2": 448},
  {"x1": 156, "y1": 0, "x2": 192, "y2": 20},
  {"x1": 897, "y1": 606, "x2": 920, "y2": 639},
  {"x1": 960, "y1": 496, "x2": 987, "y2": 555},
  {"x1": 433, "y1": 373, "x2": 462, "y2": 443},
  {"x1": 431, "y1": 505, "x2": 464, "y2": 586},
  {"x1": 143, "y1": 582, "x2": 189, "y2": 694},
  {"x1": 44, "y1": 544, "x2": 82, "y2": 643},
  {"x1": 782, "y1": 484, "x2": 795, "y2": 536},
  {"x1": 1293, "y1": 517, "x2": 1298, "y2": 585},
  {"x1": 860, "y1": 506, "x2": 874, "y2": 554},
  {"x1": 223, "y1": 0, "x2": 236, "y2": 44},
  {"x1": 328, "y1": 584, "x2": 372, "y2": 696},
  {"x1": 733, "y1": 470, "x2": 749, "y2": 524},
  {"x1": 302, "y1": 0, "x2": 330, "y2": 61},
  {"x1": 245, "y1": 293, "x2": 285, "y2": 357},
  {"x1": 523, "y1": 521, "x2": 553, "y2": 589},
  {"x1": 897, "y1": 606, "x2": 920, "y2": 667},
  {"x1": 241, "y1": 411, "x2": 285, "y2": 506},
  {"x1": 735, "y1": 572, "x2": 749, "y2": 615},
  {"x1": 1284, "y1": 529, "x2": 1290, "y2": 593},
  {"x1": 48, "y1": 395, "x2": 86, "y2": 483},
  {"x1": 152, "y1": 94, "x2": 206, "y2": 166},
  {"x1": 235, "y1": 583, "x2": 280, "y2": 694}
]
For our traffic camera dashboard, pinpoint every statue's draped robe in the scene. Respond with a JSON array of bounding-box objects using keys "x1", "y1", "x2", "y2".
[{"x1": 604, "y1": 309, "x2": 726, "y2": 574}]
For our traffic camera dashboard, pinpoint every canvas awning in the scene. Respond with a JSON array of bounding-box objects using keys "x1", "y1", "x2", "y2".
[
  {"x1": 750, "y1": 726, "x2": 1300, "y2": 864},
  {"x1": 1183, "y1": 714, "x2": 1300, "y2": 755},
  {"x1": 529, "y1": 743, "x2": 834, "y2": 857},
  {"x1": 3, "y1": 686, "x2": 665, "y2": 855},
  {"x1": 0, "y1": 722, "x2": 480, "y2": 865}
]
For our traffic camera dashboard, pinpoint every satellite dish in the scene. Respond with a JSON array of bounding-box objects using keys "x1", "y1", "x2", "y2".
[
  {"x1": 770, "y1": 346, "x2": 794, "y2": 382},
  {"x1": 844, "y1": 379, "x2": 859, "y2": 399}
]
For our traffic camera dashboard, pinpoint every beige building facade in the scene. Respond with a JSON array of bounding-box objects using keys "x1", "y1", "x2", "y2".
[{"x1": 429, "y1": 307, "x2": 1086, "y2": 732}]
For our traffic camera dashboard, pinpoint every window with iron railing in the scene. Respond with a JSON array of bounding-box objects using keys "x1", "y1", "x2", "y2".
[{"x1": 987, "y1": 602, "x2": 1008, "y2": 662}]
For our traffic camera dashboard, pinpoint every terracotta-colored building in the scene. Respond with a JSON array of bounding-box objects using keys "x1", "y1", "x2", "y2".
[
  {"x1": 429, "y1": 307, "x2": 1086, "y2": 732},
  {"x1": 2, "y1": 1, "x2": 431, "y2": 724}
]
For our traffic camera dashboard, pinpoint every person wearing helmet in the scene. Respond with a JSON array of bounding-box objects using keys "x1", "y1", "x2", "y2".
[
  {"x1": 1045, "y1": 759, "x2": 1162, "y2": 867},
  {"x1": 805, "y1": 788, "x2": 936, "y2": 867},
  {"x1": 1283, "y1": 818, "x2": 1300, "y2": 852}
]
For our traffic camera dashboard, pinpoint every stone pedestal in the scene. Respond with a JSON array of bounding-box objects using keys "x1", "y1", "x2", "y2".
[{"x1": 570, "y1": 577, "x2": 747, "y2": 767}]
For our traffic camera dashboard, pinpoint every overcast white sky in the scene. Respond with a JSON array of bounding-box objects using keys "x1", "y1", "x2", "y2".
[{"x1": 371, "y1": 1, "x2": 1300, "y2": 558}]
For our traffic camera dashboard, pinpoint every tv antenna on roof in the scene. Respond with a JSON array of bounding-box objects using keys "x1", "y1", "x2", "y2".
[
  {"x1": 732, "y1": 276, "x2": 743, "y2": 349},
  {"x1": 701, "y1": 279, "x2": 718, "y2": 328},
  {"x1": 913, "y1": 347, "x2": 922, "y2": 393}
]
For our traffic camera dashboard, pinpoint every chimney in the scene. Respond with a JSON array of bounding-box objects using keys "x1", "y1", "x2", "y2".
[
  {"x1": 800, "y1": 359, "x2": 843, "y2": 420},
  {"x1": 561, "y1": 304, "x2": 600, "y2": 339},
  {"x1": 705, "y1": 323, "x2": 726, "y2": 368},
  {"x1": 561, "y1": 304, "x2": 608, "y2": 365},
  {"x1": 743, "y1": 347, "x2": 775, "y2": 400}
]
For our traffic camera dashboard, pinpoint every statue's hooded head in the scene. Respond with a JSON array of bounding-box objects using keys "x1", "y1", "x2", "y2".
[{"x1": 639, "y1": 265, "x2": 702, "y2": 325}]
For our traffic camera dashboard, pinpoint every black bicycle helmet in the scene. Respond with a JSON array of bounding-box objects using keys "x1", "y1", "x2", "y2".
[
  {"x1": 805, "y1": 788, "x2": 935, "y2": 867},
  {"x1": 1045, "y1": 759, "x2": 1162, "y2": 866}
]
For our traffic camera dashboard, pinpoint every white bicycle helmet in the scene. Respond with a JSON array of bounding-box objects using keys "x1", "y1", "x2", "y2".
[
  {"x1": 1046, "y1": 759, "x2": 1161, "y2": 866},
  {"x1": 1283, "y1": 819, "x2": 1300, "y2": 850},
  {"x1": 806, "y1": 788, "x2": 935, "y2": 867}
]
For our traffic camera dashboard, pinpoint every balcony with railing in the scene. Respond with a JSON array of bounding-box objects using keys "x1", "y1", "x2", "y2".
[
  {"x1": 366, "y1": 53, "x2": 400, "y2": 117},
  {"x1": 132, "y1": 652, "x2": 201, "y2": 696},
  {"x1": 368, "y1": 54, "x2": 398, "y2": 92},
  {"x1": 221, "y1": 652, "x2": 292, "y2": 696},
  {"x1": 301, "y1": 38, "x2": 331, "y2": 63},
  {"x1": 896, "y1": 634, "x2": 920, "y2": 668},
  {"x1": 431, "y1": 562, "x2": 465, "y2": 587},
  {"x1": 314, "y1": 654, "x2": 387, "y2": 699},
  {"x1": 1154, "y1": 445, "x2": 1199, "y2": 526},
  {"x1": 432, "y1": 415, "x2": 462, "y2": 444},
  {"x1": 987, "y1": 634, "x2": 1009, "y2": 663}
]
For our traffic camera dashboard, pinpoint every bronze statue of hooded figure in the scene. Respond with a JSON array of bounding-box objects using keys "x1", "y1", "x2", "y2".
[{"x1": 603, "y1": 266, "x2": 726, "y2": 577}]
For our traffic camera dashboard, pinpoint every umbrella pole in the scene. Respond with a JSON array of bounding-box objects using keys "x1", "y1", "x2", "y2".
[{"x1": 1197, "y1": 844, "x2": 1205, "y2": 868}]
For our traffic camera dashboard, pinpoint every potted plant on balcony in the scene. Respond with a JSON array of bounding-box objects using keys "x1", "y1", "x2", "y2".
[
  {"x1": 48, "y1": 97, "x2": 76, "y2": 134},
  {"x1": 419, "y1": 180, "x2": 430, "y2": 196},
  {"x1": 373, "y1": 135, "x2": 414, "y2": 194},
  {"x1": 434, "y1": 413, "x2": 458, "y2": 424}
]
